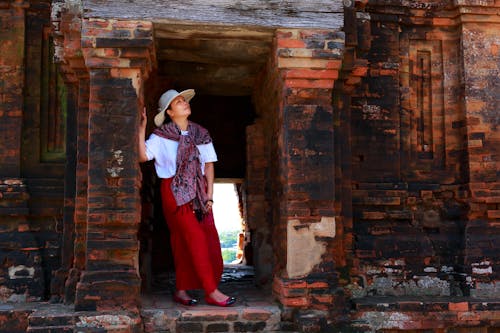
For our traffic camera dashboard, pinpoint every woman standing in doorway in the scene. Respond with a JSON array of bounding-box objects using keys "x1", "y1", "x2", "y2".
[{"x1": 138, "y1": 89, "x2": 236, "y2": 307}]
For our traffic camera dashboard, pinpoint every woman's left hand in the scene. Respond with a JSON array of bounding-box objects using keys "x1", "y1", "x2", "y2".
[{"x1": 206, "y1": 200, "x2": 213, "y2": 211}]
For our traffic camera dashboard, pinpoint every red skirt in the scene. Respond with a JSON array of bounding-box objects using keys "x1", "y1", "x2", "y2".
[{"x1": 160, "y1": 178, "x2": 223, "y2": 294}]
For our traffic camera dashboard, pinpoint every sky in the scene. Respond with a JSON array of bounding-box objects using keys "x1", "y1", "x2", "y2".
[{"x1": 212, "y1": 183, "x2": 242, "y2": 233}]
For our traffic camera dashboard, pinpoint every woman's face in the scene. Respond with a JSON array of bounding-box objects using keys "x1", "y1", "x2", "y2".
[{"x1": 167, "y1": 95, "x2": 191, "y2": 119}]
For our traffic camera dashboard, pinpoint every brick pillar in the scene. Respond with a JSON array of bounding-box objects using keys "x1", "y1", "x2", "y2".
[
  {"x1": 72, "y1": 18, "x2": 154, "y2": 311},
  {"x1": 50, "y1": 2, "x2": 90, "y2": 304},
  {"x1": 0, "y1": 1, "x2": 28, "y2": 177},
  {"x1": 267, "y1": 28, "x2": 344, "y2": 312},
  {"x1": 460, "y1": 2, "x2": 500, "y2": 298}
]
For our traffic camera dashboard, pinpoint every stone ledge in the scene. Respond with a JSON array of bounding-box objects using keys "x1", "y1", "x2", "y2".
[
  {"x1": 142, "y1": 303, "x2": 281, "y2": 333},
  {"x1": 1, "y1": 303, "x2": 143, "y2": 333},
  {"x1": 351, "y1": 296, "x2": 500, "y2": 331},
  {"x1": 353, "y1": 295, "x2": 500, "y2": 310}
]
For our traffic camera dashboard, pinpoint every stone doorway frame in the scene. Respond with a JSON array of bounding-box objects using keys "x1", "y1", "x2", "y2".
[{"x1": 52, "y1": 2, "x2": 346, "y2": 313}]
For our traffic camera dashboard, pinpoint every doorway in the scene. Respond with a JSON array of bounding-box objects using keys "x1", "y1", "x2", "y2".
[{"x1": 138, "y1": 22, "x2": 273, "y2": 296}]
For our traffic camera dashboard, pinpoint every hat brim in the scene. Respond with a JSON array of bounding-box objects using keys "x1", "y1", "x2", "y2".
[{"x1": 154, "y1": 89, "x2": 195, "y2": 127}]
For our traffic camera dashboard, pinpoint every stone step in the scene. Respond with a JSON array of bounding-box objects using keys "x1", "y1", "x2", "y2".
[
  {"x1": 142, "y1": 304, "x2": 283, "y2": 333},
  {"x1": 27, "y1": 326, "x2": 73, "y2": 333},
  {"x1": 28, "y1": 313, "x2": 75, "y2": 327},
  {"x1": 27, "y1": 303, "x2": 76, "y2": 328}
]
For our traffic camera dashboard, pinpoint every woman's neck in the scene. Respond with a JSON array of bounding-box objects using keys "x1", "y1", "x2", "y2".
[{"x1": 173, "y1": 118, "x2": 189, "y2": 131}]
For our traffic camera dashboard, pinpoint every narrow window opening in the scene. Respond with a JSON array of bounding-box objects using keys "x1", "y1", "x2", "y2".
[
  {"x1": 40, "y1": 27, "x2": 66, "y2": 162},
  {"x1": 416, "y1": 50, "x2": 433, "y2": 157},
  {"x1": 213, "y1": 181, "x2": 245, "y2": 265}
]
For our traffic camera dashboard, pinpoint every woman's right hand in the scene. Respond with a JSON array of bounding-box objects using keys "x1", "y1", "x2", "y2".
[
  {"x1": 138, "y1": 107, "x2": 148, "y2": 162},
  {"x1": 140, "y1": 107, "x2": 147, "y2": 130}
]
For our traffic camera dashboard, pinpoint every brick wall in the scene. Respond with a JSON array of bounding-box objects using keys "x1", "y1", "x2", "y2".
[
  {"x1": 0, "y1": 1, "x2": 64, "y2": 303},
  {"x1": 0, "y1": 2, "x2": 26, "y2": 177},
  {"x1": 1, "y1": 1, "x2": 497, "y2": 331},
  {"x1": 461, "y1": 15, "x2": 499, "y2": 297},
  {"x1": 345, "y1": 0, "x2": 499, "y2": 301}
]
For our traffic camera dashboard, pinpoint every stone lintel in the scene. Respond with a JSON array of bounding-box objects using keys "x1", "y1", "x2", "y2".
[{"x1": 81, "y1": 0, "x2": 344, "y2": 30}]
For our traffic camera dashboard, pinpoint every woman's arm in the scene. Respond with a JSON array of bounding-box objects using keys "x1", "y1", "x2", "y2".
[
  {"x1": 138, "y1": 107, "x2": 148, "y2": 163},
  {"x1": 204, "y1": 162, "x2": 215, "y2": 201},
  {"x1": 204, "y1": 162, "x2": 215, "y2": 211}
]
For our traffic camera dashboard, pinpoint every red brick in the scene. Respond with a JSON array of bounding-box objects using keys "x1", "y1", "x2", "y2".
[
  {"x1": 242, "y1": 308, "x2": 273, "y2": 321},
  {"x1": 351, "y1": 66, "x2": 368, "y2": 76},
  {"x1": 180, "y1": 309, "x2": 238, "y2": 321},
  {"x1": 487, "y1": 210, "x2": 500, "y2": 218},
  {"x1": 307, "y1": 281, "x2": 329, "y2": 289},
  {"x1": 362, "y1": 211, "x2": 387, "y2": 220},
  {"x1": 311, "y1": 294, "x2": 333, "y2": 303},
  {"x1": 326, "y1": 60, "x2": 342, "y2": 69},
  {"x1": 449, "y1": 302, "x2": 469, "y2": 311},
  {"x1": 278, "y1": 39, "x2": 306, "y2": 48},
  {"x1": 284, "y1": 69, "x2": 339, "y2": 79},
  {"x1": 86, "y1": 19, "x2": 111, "y2": 29},
  {"x1": 432, "y1": 17, "x2": 455, "y2": 26},
  {"x1": 284, "y1": 79, "x2": 334, "y2": 89},
  {"x1": 280, "y1": 296, "x2": 309, "y2": 307}
]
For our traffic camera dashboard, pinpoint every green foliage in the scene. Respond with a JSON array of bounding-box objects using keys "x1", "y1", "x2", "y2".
[
  {"x1": 219, "y1": 230, "x2": 239, "y2": 248},
  {"x1": 221, "y1": 249, "x2": 237, "y2": 263},
  {"x1": 219, "y1": 230, "x2": 239, "y2": 263}
]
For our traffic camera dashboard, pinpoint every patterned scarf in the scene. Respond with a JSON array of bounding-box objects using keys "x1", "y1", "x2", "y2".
[{"x1": 153, "y1": 121, "x2": 212, "y2": 215}]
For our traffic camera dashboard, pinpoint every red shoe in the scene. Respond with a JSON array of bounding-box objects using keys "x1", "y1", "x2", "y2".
[
  {"x1": 173, "y1": 294, "x2": 198, "y2": 306},
  {"x1": 205, "y1": 295, "x2": 236, "y2": 307}
]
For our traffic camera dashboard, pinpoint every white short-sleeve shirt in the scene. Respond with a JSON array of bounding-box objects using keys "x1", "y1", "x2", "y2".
[{"x1": 145, "y1": 132, "x2": 218, "y2": 179}]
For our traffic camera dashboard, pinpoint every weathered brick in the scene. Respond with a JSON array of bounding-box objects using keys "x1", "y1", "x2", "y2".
[
  {"x1": 206, "y1": 322, "x2": 230, "y2": 332},
  {"x1": 279, "y1": 296, "x2": 309, "y2": 307},
  {"x1": 284, "y1": 79, "x2": 334, "y2": 89},
  {"x1": 233, "y1": 321, "x2": 267, "y2": 332},
  {"x1": 284, "y1": 69, "x2": 339, "y2": 80},
  {"x1": 277, "y1": 39, "x2": 306, "y2": 48},
  {"x1": 1, "y1": 2, "x2": 499, "y2": 333},
  {"x1": 242, "y1": 309, "x2": 272, "y2": 321},
  {"x1": 176, "y1": 322, "x2": 203, "y2": 333},
  {"x1": 449, "y1": 302, "x2": 469, "y2": 312},
  {"x1": 180, "y1": 309, "x2": 238, "y2": 322}
]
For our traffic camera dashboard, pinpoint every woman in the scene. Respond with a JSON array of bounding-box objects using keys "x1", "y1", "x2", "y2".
[{"x1": 138, "y1": 88, "x2": 235, "y2": 307}]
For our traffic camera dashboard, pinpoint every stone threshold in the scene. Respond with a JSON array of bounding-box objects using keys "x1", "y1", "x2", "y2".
[
  {"x1": 351, "y1": 296, "x2": 500, "y2": 331},
  {"x1": 141, "y1": 299, "x2": 282, "y2": 332},
  {"x1": 0, "y1": 299, "x2": 286, "y2": 333}
]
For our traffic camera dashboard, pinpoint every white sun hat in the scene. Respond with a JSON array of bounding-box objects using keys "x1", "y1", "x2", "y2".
[{"x1": 154, "y1": 89, "x2": 195, "y2": 127}]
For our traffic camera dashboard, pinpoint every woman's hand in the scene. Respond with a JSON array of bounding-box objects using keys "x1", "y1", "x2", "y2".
[
  {"x1": 205, "y1": 199, "x2": 213, "y2": 211},
  {"x1": 140, "y1": 107, "x2": 147, "y2": 130},
  {"x1": 138, "y1": 107, "x2": 148, "y2": 163}
]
